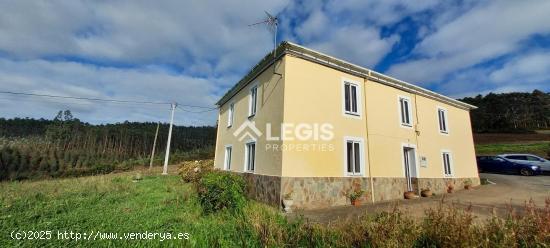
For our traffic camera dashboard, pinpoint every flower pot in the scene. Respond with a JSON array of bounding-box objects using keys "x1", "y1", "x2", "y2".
[
  {"x1": 282, "y1": 199, "x2": 293, "y2": 213},
  {"x1": 351, "y1": 199, "x2": 360, "y2": 206},
  {"x1": 420, "y1": 189, "x2": 432, "y2": 197},
  {"x1": 404, "y1": 191, "x2": 416, "y2": 199},
  {"x1": 464, "y1": 184, "x2": 472, "y2": 190}
]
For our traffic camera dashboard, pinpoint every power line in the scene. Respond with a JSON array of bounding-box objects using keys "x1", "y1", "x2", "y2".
[
  {"x1": 0, "y1": 90, "x2": 217, "y2": 109},
  {"x1": 176, "y1": 105, "x2": 217, "y2": 113}
]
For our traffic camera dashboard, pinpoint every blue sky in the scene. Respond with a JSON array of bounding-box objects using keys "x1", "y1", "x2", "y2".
[{"x1": 0, "y1": 0, "x2": 549, "y2": 126}]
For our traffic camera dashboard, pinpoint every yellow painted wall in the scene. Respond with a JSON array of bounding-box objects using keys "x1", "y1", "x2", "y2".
[
  {"x1": 215, "y1": 53, "x2": 478, "y2": 180},
  {"x1": 214, "y1": 59, "x2": 286, "y2": 176}
]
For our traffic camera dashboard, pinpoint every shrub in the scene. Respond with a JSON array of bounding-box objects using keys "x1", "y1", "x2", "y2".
[
  {"x1": 178, "y1": 159, "x2": 214, "y2": 183},
  {"x1": 197, "y1": 171, "x2": 246, "y2": 214}
]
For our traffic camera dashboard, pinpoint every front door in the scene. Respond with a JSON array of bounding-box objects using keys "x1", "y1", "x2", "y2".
[{"x1": 403, "y1": 146, "x2": 417, "y2": 192}]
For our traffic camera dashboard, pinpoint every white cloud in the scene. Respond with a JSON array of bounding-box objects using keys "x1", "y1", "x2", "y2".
[
  {"x1": 0, "y1": 58, "x2": 220, "y2": 125},
  {"x1": 388, "y1": 0, "x2": 550, "y2": 85},
  {"x1": 490, "y1": 52, "x2": 550, "y2": 83}
]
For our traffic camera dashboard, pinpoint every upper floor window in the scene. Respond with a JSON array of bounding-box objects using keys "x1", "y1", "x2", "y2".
[
  {"x1": 249, "y1": 86, "x2": 258, "y2": 117},
  {"x1": 227, "y1": 103, "x2": 234, "y2": 127},
  {"x1": 442, "y1": 151, "x2": 453, "y2": 177},
  {"x1": 399, "y1": 96, "x2": 412, "y2": 127},
  {"x1": 345, "y1": 138, "x2": 363, "y2": 176},
  {"x1": 437, "y1": 107, "x2": 448, "y2": 134},
  {"x1": 342, "y1": 79, "x2": 361, "y2": 117}
]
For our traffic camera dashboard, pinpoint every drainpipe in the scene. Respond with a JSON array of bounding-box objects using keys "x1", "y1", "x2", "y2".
[
  {"x1": 413, "y1": 94, "x2": 421, "y2": 196},
  {"x1": 364, "y1": 74, "x2": 376, "y2": 204}
]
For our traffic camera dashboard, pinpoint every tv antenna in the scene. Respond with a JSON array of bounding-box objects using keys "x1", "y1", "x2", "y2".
[{"x1": 249, "y1": 11, "x2": 279, "y2": 56}]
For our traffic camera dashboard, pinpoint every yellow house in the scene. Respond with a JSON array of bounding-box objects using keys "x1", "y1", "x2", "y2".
[{"x1": 214, "y1": 42, "x2": 479, "y2": 209}]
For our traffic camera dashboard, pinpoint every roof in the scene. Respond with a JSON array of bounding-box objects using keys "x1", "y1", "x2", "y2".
[{"x1": 216, "y1": 41, "x2": 477, "y2": 110}]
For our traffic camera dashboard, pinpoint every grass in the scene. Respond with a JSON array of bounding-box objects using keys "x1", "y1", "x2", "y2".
[
  {"x1": 0, "y1": 170, "x2": 258, "y2": 247},
  {"x1": 475, "y1": 141, "x2": 550, "y2": 157},
  {"x1": 2, "y1": 169, "x2": 549, "y2": 247}
]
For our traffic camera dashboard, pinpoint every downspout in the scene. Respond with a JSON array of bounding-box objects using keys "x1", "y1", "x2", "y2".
[
  {"x1": 413, "y1": 94, "x2": 421, "y2": 195},
  {"x1": 364, "y1": 73, "x2": 375, "y2": 204}
]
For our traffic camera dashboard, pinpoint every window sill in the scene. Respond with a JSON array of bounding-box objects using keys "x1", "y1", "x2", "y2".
[
  {"x1": 444, "y1": 174, "x2": 453, "y2": 178},
  {"x1": 248, "y1": 114, "x2": 255, "y2": 119},
  {"x1": 227, "y1": 125, "x2": 232, "y2": 128},
  {"x1": 439, "y1": 131, "x2": 449, "y2": 135},
  {"x1": 401, "y1": 123, "x2": 413, "y2": 128}
]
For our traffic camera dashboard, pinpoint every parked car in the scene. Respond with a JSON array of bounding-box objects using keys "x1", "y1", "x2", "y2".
[
  {"x1": 476, "y1": 156, "x2": 542, "y2": 176},
  {"x1": 499, "y1": 154, "x2": 550, "y2": 172}
]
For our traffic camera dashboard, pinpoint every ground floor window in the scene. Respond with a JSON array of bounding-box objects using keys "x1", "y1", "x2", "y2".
[
  {"x1": 345, "y1": 138, "x2": 362, "y2": 175},
  {"x1": 442, "y1": 151, "x2": 453, "y2": 177},
  {"x1": 224, "y1": 146, "x2": 232, "y2": 170},
  {"x1": 245, "y1": 142, "x2": 256, "y2": 172}
]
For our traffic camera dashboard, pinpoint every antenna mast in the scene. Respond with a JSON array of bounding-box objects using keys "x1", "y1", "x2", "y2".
[{"x1": 249, "y1": 11, "x2": 279, "y2": 56}]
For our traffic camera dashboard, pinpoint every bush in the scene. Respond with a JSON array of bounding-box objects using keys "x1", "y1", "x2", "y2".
[
  {"x1": 178, "y1": 159, "x2": 214, "y2": 183},
  {"x1": 197, "y1": 171, "x2": 246, "y2": 214}
]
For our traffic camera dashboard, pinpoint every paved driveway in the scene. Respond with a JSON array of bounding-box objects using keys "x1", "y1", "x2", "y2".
[{"x1": 293, "y1": 173, "x2": 550, "y2": 223}]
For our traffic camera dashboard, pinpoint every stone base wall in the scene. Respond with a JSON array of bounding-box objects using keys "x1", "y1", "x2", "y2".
[
  {"x1": 416, "y1": 177, "x2": 480, "y2": 195},
  {"x1": 281, "y1": 177, "x2": 371, "y2": 209},
  {"x1": 240, "y1": 173, "x2": 281, "y2": 207},
  {"x1": 236, "y1": 173, "x2": 480, "y2": 210}
]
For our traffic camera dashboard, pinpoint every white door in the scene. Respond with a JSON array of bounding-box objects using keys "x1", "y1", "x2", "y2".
[{"x1": 403, "y1": 147, "x2": 417, "y2": 191}]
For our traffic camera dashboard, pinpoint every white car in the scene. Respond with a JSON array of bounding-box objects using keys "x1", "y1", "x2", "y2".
[{"x1": 499, "y1": 154, "x2": 550, "y2": 172}]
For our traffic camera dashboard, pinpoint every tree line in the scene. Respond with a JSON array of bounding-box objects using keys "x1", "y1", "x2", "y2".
[
  {"x1": 0, "y1": 110, "x2": 216, "y2": 180},
  {"x1": 459, "y1": 90, "x2": 550, "y2": 133}
]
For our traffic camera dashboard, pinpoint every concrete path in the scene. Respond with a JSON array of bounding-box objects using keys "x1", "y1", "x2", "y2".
[{"x1": 291, "y1": 173, "x2": 550, "y2": 223}]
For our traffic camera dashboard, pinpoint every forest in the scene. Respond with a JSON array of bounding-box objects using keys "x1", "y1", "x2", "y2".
[
  {"x1": 459, "y1": 90, "x2": 550, "y2": 133},
  {"x1": 0, "y1": 110, "x2": 216, "y2": 180}
]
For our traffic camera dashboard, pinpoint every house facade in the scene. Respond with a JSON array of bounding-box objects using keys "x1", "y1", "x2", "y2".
[{"x1": 214, "y1": 42, "x2": 480, "y2": 209}]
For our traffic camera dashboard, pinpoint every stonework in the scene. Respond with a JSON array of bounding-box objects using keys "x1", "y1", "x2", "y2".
[
  {"x1": 236, "y1": 173, "x2": 480, "y2": 210},
  {"x1": 239, "y1": 173, "x2": 281, "y2": 206},
  {"x1": 416, "y1": 177, "x2": 480, "y2": 195},
  {"x1": 281, "y1": 177, "x2": 371, "y2": 209}
]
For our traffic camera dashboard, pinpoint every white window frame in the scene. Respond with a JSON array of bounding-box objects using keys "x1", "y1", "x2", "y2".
[
  {"x1": 248, "y1": 84, "x2": 258, "y2": 117},
  {"x1": 224, "y1": 145, "x2": 232, "y2": 170},
  {"x1": 437, "y1": 106, "x2": 449, "y2": 135},
  {"x1": 244, "y1": 140, "x2": 256, "y2": 172},
  {"x1": 341, "y1": 78, "x2": 362, "y2": 119},
  {"x1": 343, "y1": 137, "x2": 365, "y2": 176},
  {"x1": 397, "y1": 95, "x2": 413, "y2": 128},
  {"x1": 441, "y1": 150, "x2": 454, "y2": 177},
  {"x1": 227, "y1": 102, "x2": 234, "y2": 127}
]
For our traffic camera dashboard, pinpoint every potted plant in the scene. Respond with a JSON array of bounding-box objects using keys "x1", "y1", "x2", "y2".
[
  {"x1": 420, "y1": 188, "x2": 432, "y2": 197},
  {"x1": 447, "y1": 184, "x2": 455, "y2": 193},
  {"x1": 282, "y1": 191, "x2": 294, "y2": 213},
  {"x1": 347, "y1": 189, "x2": 364, "y2": 206},
  {"x1": 464, "y1": 179, "x2": 473, "y2": 190},
  {"x1": 404, "y1": 191, "x2": 416, "y2": 199}
]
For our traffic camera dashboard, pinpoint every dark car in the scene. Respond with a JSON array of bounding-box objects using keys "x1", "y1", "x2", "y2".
[{"x1": 476, "y1": 156, "x2": 542, "y2": 176}]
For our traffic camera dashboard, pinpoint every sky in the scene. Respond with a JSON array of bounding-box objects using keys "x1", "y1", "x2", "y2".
[{"x1": 0, "y1": 0, "x2": 549, "y2": 126}]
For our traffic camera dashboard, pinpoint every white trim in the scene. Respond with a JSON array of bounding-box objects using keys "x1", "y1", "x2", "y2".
[
  {"x1": 243, "y1": 139, "x2": 257, "y2": 173},
  {"x1": 343, "y1": 136, "x2": 366, "y2": 176},
  {"x1": 397, "y1": 95, "x2": 413, "y2": 129},
  {"x1": 341, "y1": 78, "x2": 362, "y2": 119},
  {"x1": 400, "y1": 143, "x2": 419, "y2": 178},
  {"x1": 441, "y1": 149, "x2": 454, "y2": 177},
  {"x1": 223, "y1": 145, "x2": 233, "y2": 170},
  {"x1": 227, "y1": 102, "x2": 234, "y2": 128},
  {"x1": 437, "y1": 106, "x2": 450, "y2": 135},
  {"x1": 248, "y1": 82, "x2": 258, "y2": 118}
]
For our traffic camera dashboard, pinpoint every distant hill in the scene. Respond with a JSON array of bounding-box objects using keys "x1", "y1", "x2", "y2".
[{"x1": 459, "y1": 90, "x2": 550, "y2": 133}]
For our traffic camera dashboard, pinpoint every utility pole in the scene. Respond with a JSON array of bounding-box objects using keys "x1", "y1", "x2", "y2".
[
  {"x1": 163, "y1": 102, "x2": 177, "y2": 175},
  {"x1": 149, "y1": 122, "x2": 160, "y2": 170}
]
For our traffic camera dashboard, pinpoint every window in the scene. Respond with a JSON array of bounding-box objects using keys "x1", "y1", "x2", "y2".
[
  {"x1": 399, "y1": 96, "x2": 412, "y2": 126},
  {"x1": 437, "y1": 108, "x2": 448, "y2": 133},
  {"x1": 224, "y1": 146, "x2": 232, "y2": 170},
  {"x1": 343, "y1": 82, "x2": 359, "y2": 115},
  {"x1": 442, "y1": 151, "x2": 453, "y2": 177},
  {"x1": 249, "y1": 86, "x2": 258, "y2": 117},
  {"x1": 345, "y1": 139, "x2": 362, "y2": 175},
  {"x1": 227, "y1": 103, "x2": 234, "y2": 127},
  {"x1": 245, "y1": 141, "x2": 256, "y2": 172}
]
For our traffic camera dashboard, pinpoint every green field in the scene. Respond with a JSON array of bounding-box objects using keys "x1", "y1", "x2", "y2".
[
  {"x1": 475, "y1": 141, "x2": 550, "y2": 157},
  {"x1": 0, "y1": 171, "x2": 274, "y2": 247}
]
